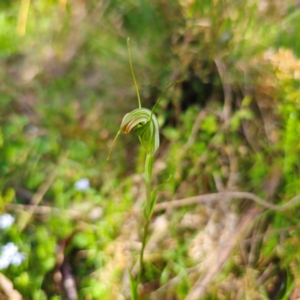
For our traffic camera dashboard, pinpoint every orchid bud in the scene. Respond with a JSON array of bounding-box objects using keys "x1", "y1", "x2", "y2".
[
  {"x1": 121, "y1": 108, "x2": 159, "y2": 155},
  {"x1": 107, "y1": 107, "x2": 159, "y2": 160}
]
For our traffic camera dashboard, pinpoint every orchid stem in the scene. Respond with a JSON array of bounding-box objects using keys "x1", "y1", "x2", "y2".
[{"x1": 138, "y1": 153, "x2": 153, "y2": 283}]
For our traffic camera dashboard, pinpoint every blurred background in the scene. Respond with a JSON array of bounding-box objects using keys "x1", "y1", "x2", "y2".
[{"x1": 1, "y1": 0, "x2": 300, "y2": 299}]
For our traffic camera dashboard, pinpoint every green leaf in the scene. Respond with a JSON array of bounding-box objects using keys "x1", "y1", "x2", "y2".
[
  {"x1": 147, "y1": 188, "x2": 158, "y2": 220},
  {"x1": 129, "y1": 272, "x2": 139, "y2": 300},
  {"x1": 146, "y1": 175, "x2": 172, "y2": 221}
]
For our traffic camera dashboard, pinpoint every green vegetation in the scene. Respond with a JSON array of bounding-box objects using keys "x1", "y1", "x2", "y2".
[{"x1": 1, "y1": 0, "x2": 300, "y2": 299}]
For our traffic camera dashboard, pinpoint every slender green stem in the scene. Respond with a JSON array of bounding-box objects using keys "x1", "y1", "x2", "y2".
[
  {"x1": 138, "y1": 218, "x2": 149, "y2": 283},
  {"x1": 138, "y1": 154, "x2": 153, "y2": 283},
  {"x1": 127, "y1": 38, "x2": 141, "y2": 108},
  {"x1": 145, "y1": 154, "x2": 153, "y2": 216}
]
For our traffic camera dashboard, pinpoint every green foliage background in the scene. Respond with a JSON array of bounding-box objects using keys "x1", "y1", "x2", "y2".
[{"x1": 1, "y1": 0, "x2": 300, "y2": 299}]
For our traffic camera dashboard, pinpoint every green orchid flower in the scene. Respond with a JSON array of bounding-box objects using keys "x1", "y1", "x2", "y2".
[
  {"x1": 107, "y1": 38, "x2": 182, "y2": 300},
  {"x1": 121, "y1": 107, "x2": 159, "y2": 155},
  {"x1": 107, "y1": 38, "x2": 161, "y2": 160}
]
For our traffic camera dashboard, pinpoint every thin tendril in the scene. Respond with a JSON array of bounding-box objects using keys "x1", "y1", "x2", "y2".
[
  {"x1": 150, "y1": 79, "x2": 184, "y2": 120},
  {"x1": 107, "y1": 130, "x2": 121, "y2": 160},
  {"x1": 127, "y1": 38, "x2": 141, "y2": 108}
]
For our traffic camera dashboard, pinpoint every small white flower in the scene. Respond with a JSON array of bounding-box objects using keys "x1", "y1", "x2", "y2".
[
  {"x1": 10, "y1": 252, "x2": 26, "y2": 266},
  {"x1": 0, "y1": 242, "x2": 25, "y2": 270},
  {"x1": 0, "y1": 256, "x2": 10, "y2": 270},
  {"x1": 74, "y1": 178, "x2": 90, "y2": 191},
  {"x1": 1, "y1": 242, "x2": 18, "y2": 258},
  {"x1": 0, "y1": 214, "x2": 15, "y2": 229}
]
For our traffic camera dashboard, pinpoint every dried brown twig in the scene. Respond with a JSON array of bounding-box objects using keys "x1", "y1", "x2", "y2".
[
  {"x1": 6, "y1": 203, "x2": 83, "y2": 219},
  {"x1": 185, "y1": 207, "x2": 260, "y2": 300},
  {"x1": 214, "y1": 58, "x2": 232, "y2": 128},
  {"x1": 17, "y1": 151, "x2": 69, "y2": 231},
  {"x1": 154, "y1": 191, "x2": 300, "y2": 212}
]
